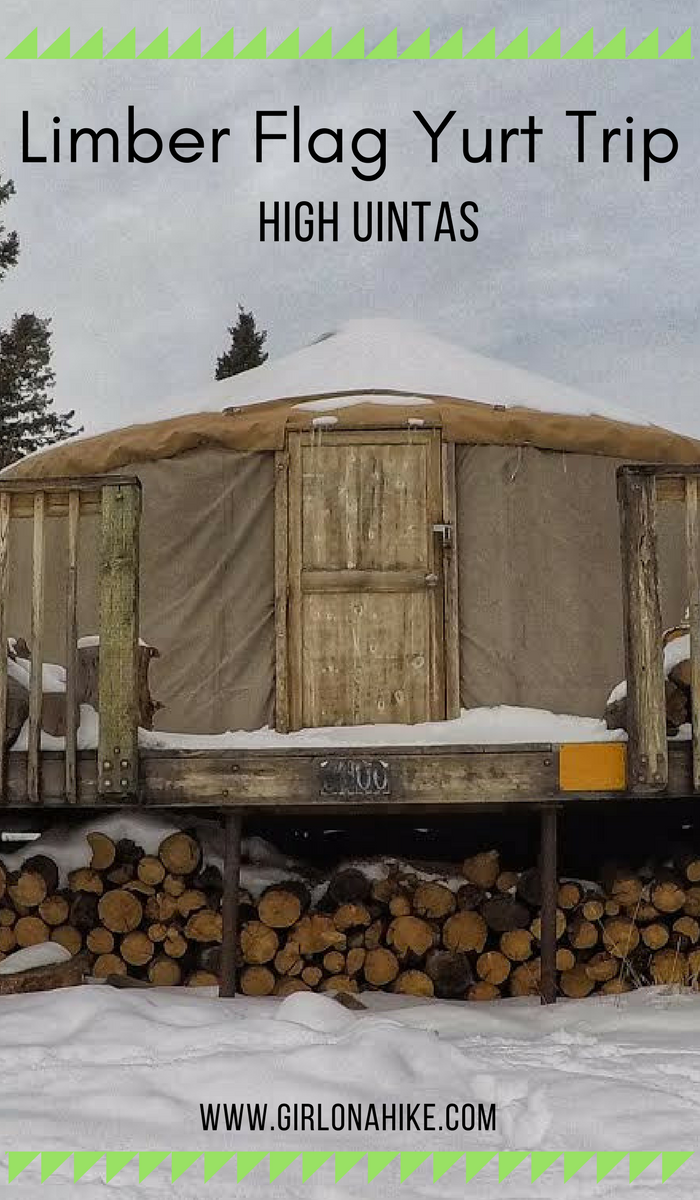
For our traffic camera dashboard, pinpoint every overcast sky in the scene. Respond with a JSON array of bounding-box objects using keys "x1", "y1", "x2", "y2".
[{"x1": 0, "y1": 0, "x2": 698, "y2": 436}]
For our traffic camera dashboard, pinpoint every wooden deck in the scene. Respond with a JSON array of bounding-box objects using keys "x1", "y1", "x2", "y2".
[
  {"x1": 1, "y1": 738, "x2": 694, "y2": 1003},
  {"x1": 1, "y1": 739, "x2": 693, "y2": 812}
]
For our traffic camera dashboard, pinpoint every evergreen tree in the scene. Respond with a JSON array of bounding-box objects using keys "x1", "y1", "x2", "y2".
[
  {"x1": 0, "y1": 171, "x2": 80, "y2": 467},
  {"x1": 0, "y1": 314, "x2": 79, "y2": 468},
  {"x1": 215, "y1": 306, "x2": 268, "y2": 379},
  {"x1": 0, "y1": 175, "x2": 19, "y2": 282}
]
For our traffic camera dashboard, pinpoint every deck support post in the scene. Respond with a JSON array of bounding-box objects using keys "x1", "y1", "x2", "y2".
[
  {"x1": 539, "y1": 805, "x2": 559, "y2": 1005},
  {"x1": 219, "y1": 812, "x2": 243, "y2": 998},
  {"x1": 617, "y1": 468, "x2": 668, "y2": 792},
  {"x1": 686, "y1": 478, "x2": 700, "y2": 791}
]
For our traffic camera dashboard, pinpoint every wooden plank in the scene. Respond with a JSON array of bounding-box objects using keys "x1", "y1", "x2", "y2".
[
  {"x1": 656, "y1": 478, "x2": 686, "y2": 503},
  {"x1": 0, "y1": 475, "x2": 138, "y2": 494},
  {"x1": 687, "y1": 477, "x2": 700, "y2": 791},
  {"x1": 98, "y1": 482, "x2": 141, "y2": 797},
  {"x1": 65, "y1": 491, "x2": 80, "y2": 803},
  {"x1": 302, "y1": 591, "x2": 433, "y2": 725},
  {"x1": 2, "y1": 740, "x2": 699, "y2": 810},
  {"x1": 219, "y1": 813, "x2": 243, "y2": 997},
  {"x1": 302, "y1": 569, "x2": 429, "y2": 594},
  {"x1": 298, "y1": 428, "x2": 433, "y2": 447},
  {"x1": 619, "y1": 464, "x2": 700, "y2": 479},
  {"x1": 619, "y1": 466, "x2": 700, "y2": 504},
  {"x1": 441, "y1": 441, "x2": 460, "y2": 719},
  {"x1": 287, "y1": 434, "x2": 304, "y2": 730},
  {"x1": 0, "y1": 492, "x2": 10, "y2": 802},
  {"x1": 135, "y1": 746, "x2": 560, "y2": 808},
  {"x1": 274, "y1": 452, "x2": 290, "y2": 734},
  {"x1": 8, "y1": 494, "x2": 101, "y2": 519},
  {"x1": 426, "y1": 431, "x2": 446, "y2": 720},
  {"x1": 28, "y1": 492, "x2": 46, "y2": 804},
  {"x1": 618, "y1": 471, "x2": 667, "y2": 792},
  {"x1": 301, "y1": 440, "x2": 430, "y2": 572}
]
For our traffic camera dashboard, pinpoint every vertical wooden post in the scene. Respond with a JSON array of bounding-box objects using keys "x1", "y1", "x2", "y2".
[
  {"x1": 274, "y1": 452, "x2": 290, "y2": 733},
  {"x1": 0, "y1": 492, "x2": 10, "y2": 803},
  {"x1": 441, "y1": 441, "x2": 460, "y2": 720},
  {"x1": 686, "y1": 477, "x2": 700, "y2": 791},
  {"x1": 220, "y1": 812, "x2": 243, "y2": 998},
  {"x1": 618, "y1": 469, "x2": 668, "y2": 792},
  {"x1": 427, "y1": 430, "x2": 446, "y2": 720},
  {"x1": 65, "y1": 491, "x2": 80, "y2": 803},
  {"x1": 28, "y1": 492, "x2": 46, "y2": 805},
  {"x1": 287, "y1": 435, "x2": 303, "y2": 731},
  {"x1": 98, "y1": 482, "x2": 141, "y2": 797},
  {"x1": 539, "y1": 805, "x2": 558, "y2": 1005}
]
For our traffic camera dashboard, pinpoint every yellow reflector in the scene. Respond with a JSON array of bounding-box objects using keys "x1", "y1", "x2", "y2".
[{"x1": 559, "y1": 743, "x2": 627, "y2": 792}]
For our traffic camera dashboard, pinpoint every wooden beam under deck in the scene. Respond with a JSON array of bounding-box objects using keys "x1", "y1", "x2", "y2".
[{"x1": 0, "y1": 740, "x2": 695, "y2": 811}]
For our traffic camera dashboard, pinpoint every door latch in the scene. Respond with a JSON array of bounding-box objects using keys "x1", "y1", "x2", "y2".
[{"x1": 433, "y1": 523, "x2": 453, "y2": 547}]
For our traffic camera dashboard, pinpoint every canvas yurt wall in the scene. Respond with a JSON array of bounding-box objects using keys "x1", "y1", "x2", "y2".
[
  {"x1": 456, "y1": 444, "x2": 685, "y2": 718},
  {"x1": 3, "y1": 439, "x2": 687, "y2": 733},
  {"x1": 4, "y1": 319, "x2": 698, "y2": 734},
  {"x1": 5, "y1": 448, "x2": 276, "y2": 735}
]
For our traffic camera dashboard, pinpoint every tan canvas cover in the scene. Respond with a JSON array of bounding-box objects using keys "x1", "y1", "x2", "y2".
[
  {"x1": 3, "y1": 441, "x2": 691, "y2": 733},
  {"x1": 6, "y1": 390, "x2": 700, "y2": 481},
  {"x1": 7, "y1": 449, "x2": 275, "y2": 734},
  {"x1": 456, "y1": 445, "x2": 687, "y2": 718}
]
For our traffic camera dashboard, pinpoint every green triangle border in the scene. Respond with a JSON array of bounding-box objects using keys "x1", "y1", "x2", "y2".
[
  {"x1": 9, "y1": 27, "x2": 694, "y2": 63},
  {"x1": 0, "y1": 1151, "x2": 695, "y2": 1179}
]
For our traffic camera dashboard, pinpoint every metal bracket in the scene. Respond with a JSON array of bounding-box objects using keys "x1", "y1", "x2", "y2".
[{"x1": 433, "y1": 522, "x2": 453, "y2": 547}]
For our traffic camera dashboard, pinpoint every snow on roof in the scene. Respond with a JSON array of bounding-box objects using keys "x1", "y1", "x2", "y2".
[
  {"x1": 2, "y1": 319, "x2": 675, "y2": 476},
  {"x1": 150, "y1": 318, "x2": 647, "y2": 430},
  {"x1": 210, "y1": 318, "x2": 646, "y2": 423}
]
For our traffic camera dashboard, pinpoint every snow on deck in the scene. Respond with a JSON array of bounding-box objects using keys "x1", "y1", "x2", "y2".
[
  {"x1": 0, "y1": 984, "x2": 698, "y2": 1197},
  {"x1": 10, "y1": 704, "x2": 629, "y2": 753},
  {"x1": 140, "y1": 705, "x2": 627, "y2": 751}
]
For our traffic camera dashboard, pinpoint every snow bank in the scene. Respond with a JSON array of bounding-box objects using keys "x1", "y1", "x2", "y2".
[{"x1": 0, "y1": 985, "x2": 699, "y2": 1196}]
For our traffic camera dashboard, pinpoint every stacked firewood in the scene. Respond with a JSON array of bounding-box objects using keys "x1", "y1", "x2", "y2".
[
  {"x1": 245, "y1": 852, "x2": 700, "y2": 1001},
  {"x1": 0, "y1": 832, "x2": 225, "y2": 988},
  {"x1": 2, "y1": 835, "x2": 700, "y2": 999}
]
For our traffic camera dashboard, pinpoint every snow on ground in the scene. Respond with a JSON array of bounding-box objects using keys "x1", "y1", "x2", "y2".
[{"x1": 0, "y1": 984, "x2": 699, "y2": 1197}]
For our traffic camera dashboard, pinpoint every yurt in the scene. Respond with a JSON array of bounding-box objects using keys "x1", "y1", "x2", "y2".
[{"x1": 4, "y1": 318, "x2": 699, "y2": 738}]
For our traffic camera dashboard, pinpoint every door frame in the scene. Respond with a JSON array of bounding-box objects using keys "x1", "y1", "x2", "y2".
[{"x1": 274, "y1": 429, "x2": 460, "y2": 732}]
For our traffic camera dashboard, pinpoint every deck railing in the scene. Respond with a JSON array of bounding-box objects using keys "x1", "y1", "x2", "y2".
[
  {"x1": 0, "y1": 476, "x2": 141, "y2": 804},
  {"x1": 618, "y1": 465, "x2": 700, "y2": 794}
]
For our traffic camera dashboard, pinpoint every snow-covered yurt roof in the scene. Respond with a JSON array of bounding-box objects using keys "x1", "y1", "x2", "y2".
[{"x1": 6, "y1": 318, "x2": 700, "y2": 478}]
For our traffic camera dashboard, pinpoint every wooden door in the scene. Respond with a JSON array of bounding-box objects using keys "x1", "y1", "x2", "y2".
[{"x1": 277, "y1": 429, "x2": 457, "y2": 730}]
